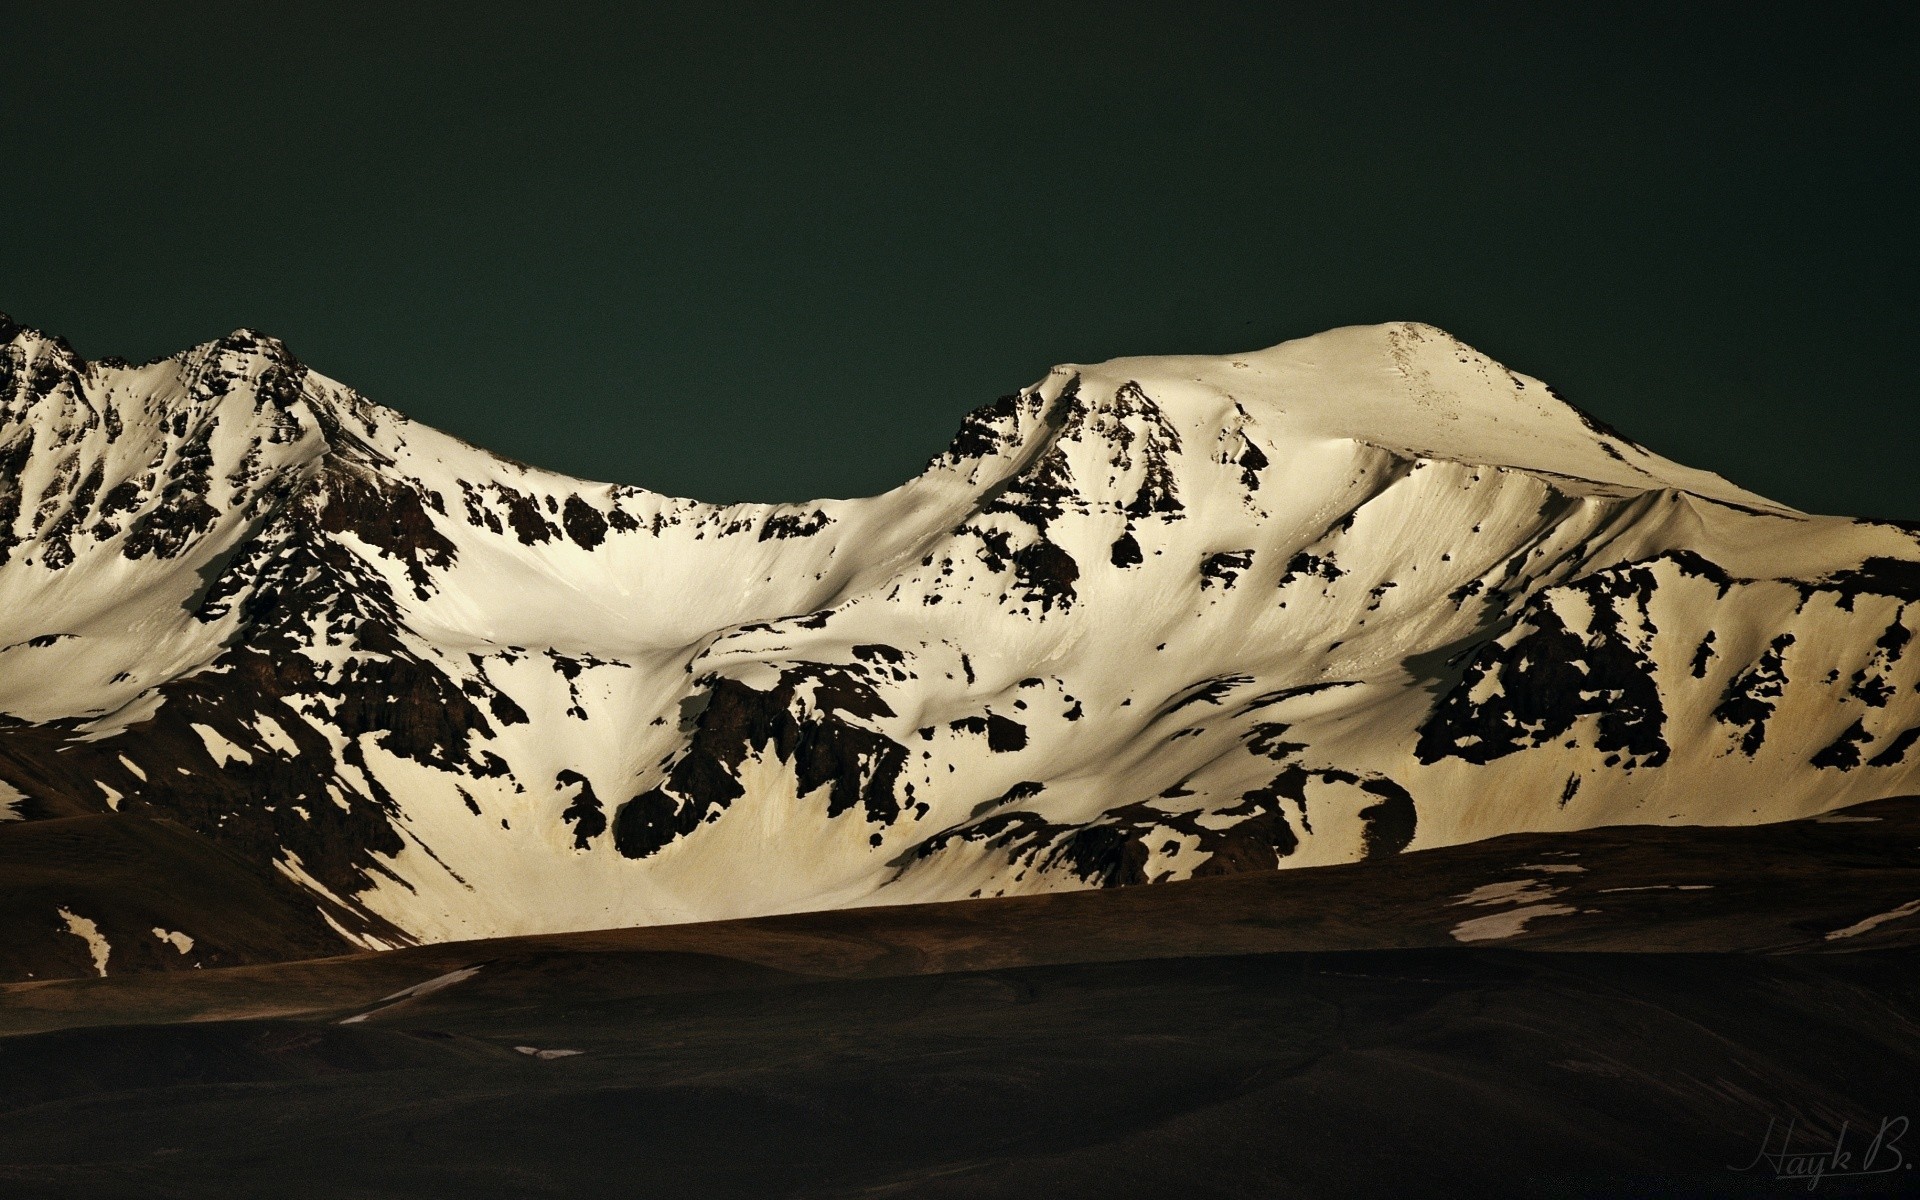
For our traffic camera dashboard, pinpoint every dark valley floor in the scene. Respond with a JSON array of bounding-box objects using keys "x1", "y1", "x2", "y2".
[{"x1": 2, "y1": 798, "x2": 1916, "y2": 1198}]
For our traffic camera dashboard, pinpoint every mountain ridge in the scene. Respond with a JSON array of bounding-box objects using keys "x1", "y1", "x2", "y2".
[{"x1": 2, "y1": 315, "x2": 1916, "y2": 957}]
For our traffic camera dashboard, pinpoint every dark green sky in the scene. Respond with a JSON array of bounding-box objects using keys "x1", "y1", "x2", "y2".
[{"x1": 4, "y1": 3, "x2": 1914, "y2": 514}]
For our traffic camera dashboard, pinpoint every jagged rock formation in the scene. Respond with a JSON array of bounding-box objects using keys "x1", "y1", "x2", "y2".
[{"x1": 2, "y1": 313, "x2": 1916, "y2": 951}]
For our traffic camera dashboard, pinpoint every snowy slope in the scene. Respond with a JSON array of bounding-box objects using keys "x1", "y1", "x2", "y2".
[{"x1": 2, "y1": 313, "x2": 1916, "y2": 949}]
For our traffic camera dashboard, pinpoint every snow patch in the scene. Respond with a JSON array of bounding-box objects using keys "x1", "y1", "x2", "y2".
[
  {"x1": 152, "y1": 927, "x2": 194, "y2": 954},
  {"x1": 1452, "y1": 878, "x2": 1565, "y2": 907},
  {"x1": 57, "y1": 908, "x2": 111, "y2": 976},
  {"x1": 1824, "y1": 898, "x2": 1920, "y2": 941},
  {"x1": 191, "y1": 722, "x2": 252, "y2": 767},
  {"x1": 1451, "y1": 903, "x2": 1580, "y2": 943},
  {"x1": 1597, "y1": 884, "x2": 1714, "y2": 893},
  {"x1": 339, "y1": 965, "x2": 484, "y2": 1024},
  {"x1": 514, "y1": 1046, "x2": 585, "y2": 1060},
  {"x1": 253, "y1": 713, "x2": 300, "y2": 756},
  {"x1": 372, "y1": 964, "x2": 485, "y2": 1005}
]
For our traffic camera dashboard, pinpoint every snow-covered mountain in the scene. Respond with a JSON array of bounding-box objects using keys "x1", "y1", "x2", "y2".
[{"x1": 2, "y1": 314, "x2": 1916, "y2": 950}]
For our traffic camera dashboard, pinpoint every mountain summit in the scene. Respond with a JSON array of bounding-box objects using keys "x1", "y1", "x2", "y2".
[{"x1": 2, "y1": 317, "x2": 1915, "y2": 956}]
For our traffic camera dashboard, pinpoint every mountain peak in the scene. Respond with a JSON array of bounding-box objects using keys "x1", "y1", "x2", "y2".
[{"x1": 1050, "y1": 322, "x2": 1794, "y2": 515}]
